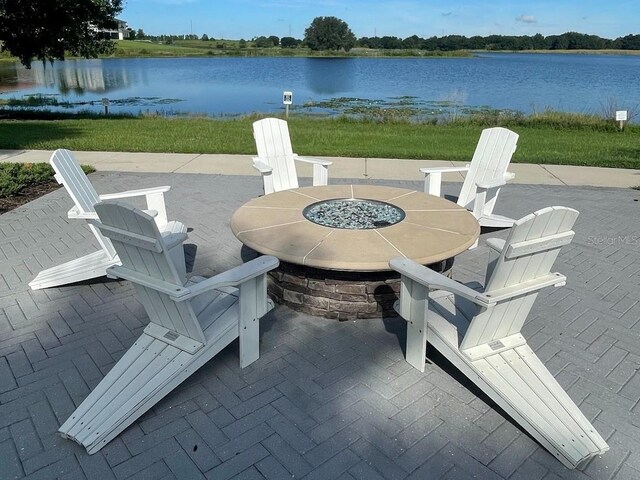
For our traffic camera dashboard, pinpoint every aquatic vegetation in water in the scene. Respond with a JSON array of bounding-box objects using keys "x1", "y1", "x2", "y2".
[
  {"x1": 0, "y1": 94, "x2": 74, "y2": 108},
  {"x1": 301, "y1": 95, "x2": 518, "y2": 122},
  {"x1": 108, "y1": 97, "x2": 183, "y2": 106},
  {"x1": 0, "y1": 94, "x2": 184, "y2": 110}
]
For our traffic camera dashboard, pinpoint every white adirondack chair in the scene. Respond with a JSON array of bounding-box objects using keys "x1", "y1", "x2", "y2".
[
  {"x1": 421, "y1": 127, "x2": 518, "y2": 228},
  {"x1": 390, "y1": 206, "x2": 608, "y2": 468},
  {"x1": 252, "y1": 117, "x2": 332, "y2": 194},
  {"x1": 29, "y1": 149, "x2": 187, "y2": 290},
  {"x1": 59, "y1": 200, "x2": 279, "y2": 454}
]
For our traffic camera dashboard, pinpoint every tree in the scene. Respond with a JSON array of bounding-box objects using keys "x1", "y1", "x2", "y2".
[
  {"x1": 268, "y1": 35, "x2": 279, "y2": 47},
  {"x1": 137, "y1": 28, "x2": 146, "y2": 39},
  {"x1": 280, "y1": 37, "x2": 299, "y2": 48},
  {"x1": 380, "y1": 36, "x2": 402, "y2": 49},
  {"x1": 238, "y1": 38, "x2": 247, "y2": 48},
  {"x1": 402, "y1": 35, "x2": 422, "y2": 50},
  {"x1": 201, "y1": 34, "x2": 209, "y2": 41},
  {"x1": 254, "y1": 36, "x2": 272, "y2": 48},
  {"x1": 0, "y1": 0, "x2": 123, "y2": 68},
  {"x1": 304, "y1": 16, "x2": 356, "y2": 51}
]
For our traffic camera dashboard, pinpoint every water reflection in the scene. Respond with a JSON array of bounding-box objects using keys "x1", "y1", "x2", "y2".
[
  {"x1": 0, "y1": 60, "x2": 136, "y2": 95},
  {"x1": 304, "y1": 58, "x2": 354, "y2": 95}
]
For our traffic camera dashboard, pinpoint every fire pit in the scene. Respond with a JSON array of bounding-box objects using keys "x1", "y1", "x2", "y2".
[
  {"x1": 231, "y1": 185, "x2": 479, "y2": 320},
  {"x1": 303, "y1": 198, "x2": 405, "y2": 229}
]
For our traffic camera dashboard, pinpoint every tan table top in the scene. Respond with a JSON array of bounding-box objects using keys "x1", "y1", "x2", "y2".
[{"x1": 231, "y1": 185, "x2": 480, "y2": 271}]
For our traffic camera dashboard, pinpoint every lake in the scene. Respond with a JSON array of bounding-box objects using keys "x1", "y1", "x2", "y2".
[{"x1": 0, "y1": 53, "x2": 638, "y2": 118}]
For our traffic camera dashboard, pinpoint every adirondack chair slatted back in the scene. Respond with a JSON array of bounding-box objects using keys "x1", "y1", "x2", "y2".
[
  {"x1": 460, "y1": 206, "x2": 578, "y2": 351},
  {"x1": 50, "y1": 149, "x2": 117, "y2": 259},
  {"x1": 253, "y1": 118, "x2": 299, "y2": 192},
  {"x1": 93, "y1": 201, "x2": 206, "y2": 343},
  {"x1": 457, "y1": 127, "x2": 518, "y2": 214}
]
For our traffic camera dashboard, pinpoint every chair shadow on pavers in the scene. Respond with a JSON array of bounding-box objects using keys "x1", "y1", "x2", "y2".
[
  {"x1": 29, "y1": 149, "x2": 187, "y2": 290},
  {"x1": 390, "y1": 206, "x2": 609, "y2": 468},
  {"x1": 421, "y1": 127, "x2": 519, "y2": 229},
  {"x1": 58, "y1": 200, "x2": 279, "y2": 454}
]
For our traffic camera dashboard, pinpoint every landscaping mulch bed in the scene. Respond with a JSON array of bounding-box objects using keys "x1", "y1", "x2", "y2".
[{"x1": 0, "y1": 181, "x2": 60, "y2": 214}]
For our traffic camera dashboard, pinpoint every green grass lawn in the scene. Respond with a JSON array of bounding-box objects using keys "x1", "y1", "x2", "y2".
[{"x1": 0, "y1": 116, "x2": 637, "y2": 168}]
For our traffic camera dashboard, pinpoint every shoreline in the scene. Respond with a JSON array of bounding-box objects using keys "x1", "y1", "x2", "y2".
[{"x1": 3, "y1": 47, "x2": 640, "y2": 65}]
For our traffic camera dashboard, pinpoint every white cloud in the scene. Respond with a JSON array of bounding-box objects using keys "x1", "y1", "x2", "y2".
[{"x1": 516, "y1": 15, "x2": 537, "y2": 24}]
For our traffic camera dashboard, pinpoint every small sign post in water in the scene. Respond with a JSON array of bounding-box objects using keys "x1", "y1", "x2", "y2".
[
  {"x1": 616, "y1": 110, "x2": 627, "y2": 130},
  {"x1": 283, "y1": 91, "x2": 293, "y2": 118},
  {"x1": 102, "y1": 98, "x2": 110, "y2": 115}
]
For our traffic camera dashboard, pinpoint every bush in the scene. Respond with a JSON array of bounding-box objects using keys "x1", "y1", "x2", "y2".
[{"x1": 0, "y1": 163, "x2": 94, "y2": 197}]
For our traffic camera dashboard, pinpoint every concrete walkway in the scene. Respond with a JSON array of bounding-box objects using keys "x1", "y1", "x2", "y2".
[{"x1": 1, "y1": 149, "x2": 639, "y2": 188}]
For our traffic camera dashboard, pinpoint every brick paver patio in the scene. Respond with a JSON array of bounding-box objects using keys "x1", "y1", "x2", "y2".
[{"x1": 1, "y1": 172, "x2": 639, "y2": 479}]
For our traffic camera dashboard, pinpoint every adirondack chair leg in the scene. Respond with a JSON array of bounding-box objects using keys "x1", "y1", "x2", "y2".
[
  {"x1": 472, "y1": 187, "x2": 487, "y2": 220},
  {"x1": 406, "y1": 317, "x2": 428, "y2": 372},
  {"x1": 423, "y1": 172, "x2": 442, "y2": 196},
  {"x1": 29, "y1": 250, "x2": 120, "y2": 290},
  {"x1": 262, "y1": 171, "x2": 275, "y2": 195},
  {"x1": 312, "y1": 163, "x2": 329, "y2": 187},
  {"x1": 395, "y1": 277, "x2": 429, "y2": 372},
  {"x1": 238, "y1": 274, "x2": 269, "y2": 368}
]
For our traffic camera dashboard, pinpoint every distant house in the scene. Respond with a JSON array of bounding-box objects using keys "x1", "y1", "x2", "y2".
[{"x1": 96, "y1": 19, "x2": 130, "y2": 40}]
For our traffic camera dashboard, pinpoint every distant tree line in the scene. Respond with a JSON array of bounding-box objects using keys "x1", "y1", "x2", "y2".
[
  {"x1": 355, "y1": 32, "x2": 640, "y2": 51},
  {"x1": 131, "y1": 28, "x2": 640, "y2": 52}
]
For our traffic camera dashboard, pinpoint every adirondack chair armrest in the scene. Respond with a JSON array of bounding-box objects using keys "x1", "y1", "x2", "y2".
[
  {"x1": 293, "y1": 155, "x2": 331, "y2": 186},
  {"x1": 420, "y1": 166, "x2": 469, "y2": 196},
  {"x1": 476, "y1": 177, "x2": 507, "y2": 190},
  {"x1": 484, "y1": 272, "x2": 567, "y2": 303},
  {"x1": 252, "y1": 158, "x2": 273, "y2": 174},
  {"x1": 389, "y1": 257, "x2": 496, "y2": 308},
  {"x1": 68, "y1": 205, "x2": 98, "y2": 220},
  {"x1": 162, "y1": 232, "x2": 189, "y2": 250},
  {"x1": 100, "y1": 186, "x2": 171, "y2": 227},
  {"x1": 486, "y1": 238, "x2": 506, "y2": 252},
  {"x1": 107, "y1": 265, "x2": 190, "y2": 297},
  {"x1": 292, "y1": 154, "x2": 333, "y2": 167},
  {"x1": 171, "y1": 256, "x2": 280, "y2": 302},
  {"x1": 99, "y1": 186, "x2": 171, "y2": 200},
  {"x1": 419, "y1": 166, "x2": 470, "y2": 174}
]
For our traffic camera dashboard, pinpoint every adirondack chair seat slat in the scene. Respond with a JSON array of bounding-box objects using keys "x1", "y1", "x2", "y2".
[
  {"x1": 421, "y1": 127, "x2": 519, "y2": 229},
  {"x1": 30, "y1": 149, "x2": 186, "y2": 290},
  {"x1": 59, "y1": 200, "x2": 279, "y2": 454},
  {"x1": 391, "y1": 206, "x2": 608, "y2": 468}
]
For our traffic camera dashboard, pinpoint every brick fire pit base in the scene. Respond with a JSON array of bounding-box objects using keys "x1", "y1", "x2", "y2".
[{"x1": 267, "y1": 259, "x2": 453, "y2": 321}]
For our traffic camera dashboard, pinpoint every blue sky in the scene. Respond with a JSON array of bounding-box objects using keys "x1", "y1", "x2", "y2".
[{"x1": 122, "y1": 0, "x2": 635, "y2": 40}]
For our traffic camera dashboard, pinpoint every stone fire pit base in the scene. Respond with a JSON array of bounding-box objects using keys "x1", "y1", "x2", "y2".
[{"x1": 268, "y1": 259, "x2": 453, "y2": 320}]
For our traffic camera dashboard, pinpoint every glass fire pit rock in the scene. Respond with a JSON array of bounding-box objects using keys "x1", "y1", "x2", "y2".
[{"x1": 303, "y1": 198, "x2": 405, "y2": 230}]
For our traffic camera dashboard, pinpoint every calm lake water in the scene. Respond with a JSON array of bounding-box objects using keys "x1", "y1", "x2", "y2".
[{"x1": 0, "y1": 53, "x2": 638, "y2": 118}]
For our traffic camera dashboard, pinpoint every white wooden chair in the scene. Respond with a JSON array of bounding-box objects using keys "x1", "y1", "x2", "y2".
[
  {"x1": 390, "y1": 206, "x2": 608, "y2": 468},
  {"x1": 59, "y1": 200, "x2": 279, "y2": 454},
  {"x1": 421, "y1": 127, "x2": 518, "y2": 228},
  {"x1": 29, "y1": 149, "x2": 187, "y2": 290},
  {"x1": 252, "y1": 117, "x2": 332, "y2": 194}
]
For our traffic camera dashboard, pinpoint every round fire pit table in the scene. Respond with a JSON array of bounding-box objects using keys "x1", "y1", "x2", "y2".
[{"x1": 231, "y1": 185, "x2": 479, "y2": 319}]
